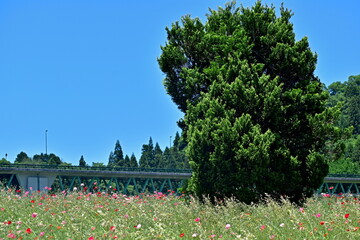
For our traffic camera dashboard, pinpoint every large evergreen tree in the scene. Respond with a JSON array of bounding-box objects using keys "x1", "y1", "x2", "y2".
[
  {"x1": 79, "y1": 155, "x2": 86, "y2": 167},
  {"x1": 153, "y1": 143, "x2": 163, "y2": 168},
  {"x1": 129, "y1": 153, "x2": 138, "y2": 168},
  {"x1": 163, "y1": 147, "x2": 177, "y2": 169},
  {"x1": 172, "y1": 132, "x2": 189, "y2": 169},
  {"x1": 139, "y1": 137, "x2": 155, "y2": 168},
  {"x1": 108, "y1": 140, "x2": 125, "y2": 167},
  {"x1": 124, "y1": 155, "x2": 131, "y2": 168},
  {"x1": 159, "y1": 1, "x2": 342, "y2": 203}
]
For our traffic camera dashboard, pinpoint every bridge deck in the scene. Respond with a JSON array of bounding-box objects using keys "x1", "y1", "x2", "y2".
[
  {"x1": 1, "y1": 164, "x2": 360, "y2": 195},
  {"x1": 0, "y1": 166, "x2": 191, "y2": 179}
]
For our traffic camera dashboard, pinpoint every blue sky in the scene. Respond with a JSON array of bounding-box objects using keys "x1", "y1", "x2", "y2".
[{"x1": 0, "y1": 0, "x2": 359, "y2": 165}]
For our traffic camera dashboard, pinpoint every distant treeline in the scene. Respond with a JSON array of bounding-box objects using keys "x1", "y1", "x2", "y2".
[
  {"x1": 2, "y1": 132, "x2": 189, "y2": 170},
  {"x1": 104, "y1": 132, "x2": 189, "y2": 169},
  {"x1": 325, "y1": 74, "x2": 360, "y2": 174}
]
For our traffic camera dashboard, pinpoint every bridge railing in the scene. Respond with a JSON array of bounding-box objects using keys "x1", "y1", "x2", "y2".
[
  {"x1": 0, "y1": 163, "x2": 192, "y2": 173},
  {"x1": 326, "y1": 173, "x2": 360, "y2": 179}
]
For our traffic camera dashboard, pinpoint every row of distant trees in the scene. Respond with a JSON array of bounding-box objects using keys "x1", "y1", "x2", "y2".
[
  {"x1": 3, "y1": 131, "x2": 189, "y2": 169},
  {"x1": 0, "y1": 152, "x2": 65, "y2": 166},
  {"x1": 105, "y1": 132, "x2": 188, "y2": 169}
]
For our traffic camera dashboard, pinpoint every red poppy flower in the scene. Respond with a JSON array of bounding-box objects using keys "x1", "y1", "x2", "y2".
[
  {"x1": 320, "y1": 221, "x2": 325, "y2": 225},
  {"x1": 180, "y1": 233, "x2": 185, "y2": 237},
  {"x1": 344, "y1": 213, "x2": 350, "y2": 219},
  {"x1": 26, "y1": 228, "x2": 32, "y2": 234},
  {"x1": 7, "y1": 221, "x2": 11, "y2": 224}
]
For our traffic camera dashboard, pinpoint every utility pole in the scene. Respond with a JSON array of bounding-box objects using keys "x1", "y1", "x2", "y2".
[{"x1": 45, "y1": 130, "x2": 48, "y2": 155}]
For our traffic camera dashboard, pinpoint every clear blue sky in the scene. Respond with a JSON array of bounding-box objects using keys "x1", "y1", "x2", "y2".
[{"x1": 1, "y1": 0, "x2": 359, "y2": 165}]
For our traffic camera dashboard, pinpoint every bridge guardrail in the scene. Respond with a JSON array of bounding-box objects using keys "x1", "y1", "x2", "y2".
[{"x1": 0, "y1": 163, "x2": 192, "y2": 173}]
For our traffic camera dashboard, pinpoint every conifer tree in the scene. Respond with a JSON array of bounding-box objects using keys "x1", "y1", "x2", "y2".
[
  {"x1": 173, "y1": 132, "x2": 181, "y2": 150},
  {"x1": 163, "y1": 147, "x2": 176, "y2": 169},
  {"x1": 139, "y1": 137, "x2": 154, "y2": 168},
  {"x1": 108, "y1": 140, "x2": 125, "y2": 167},
  {"x1": 159, "y1": 1, "x2": 342, "y2": 203},
  {"x1": 130, "y1": 153, "x2": 138, "y2": 168},
  {"x1": 79, "y1": 155, "x2": 86, "y2": 167},
  {"x1": 124, "y1": 155, "x2": 131, "y2": 168},
  {"x1": 113, "y1": 140, "x2": 124, "y2": 165},
  {"x1": 171, "y1": 132, "x2": 189, "y2": 169},
  {"x1": 154, "y1": 143, "x2": 163, "y2": 168},
  {"x1": 108, "y1": 151, "x2": 115, "y2": 167}
]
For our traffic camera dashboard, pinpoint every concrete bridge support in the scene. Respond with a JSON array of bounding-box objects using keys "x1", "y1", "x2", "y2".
[{"x1": 16, "y1": 174, "x2": 56, "y2": 191}]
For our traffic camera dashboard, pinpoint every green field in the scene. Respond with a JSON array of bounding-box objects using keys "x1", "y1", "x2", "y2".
[{"x1": 0, "y1": 189, "x2": 359, "y2": 239}]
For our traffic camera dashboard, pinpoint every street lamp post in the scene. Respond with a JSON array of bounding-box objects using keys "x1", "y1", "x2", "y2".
[{"x1": 45, "y1": 130, "x2": 48, "y2": 155}]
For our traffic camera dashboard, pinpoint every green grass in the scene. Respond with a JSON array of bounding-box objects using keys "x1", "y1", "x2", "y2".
[{"x1": 0, "y1": 189, "x2": 359, "y2": 239}]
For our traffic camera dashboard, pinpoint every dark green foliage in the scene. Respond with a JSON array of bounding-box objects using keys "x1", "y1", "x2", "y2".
[
  {"x1": 154, "y1": 143, "x2": 163, "y2": 168},
  {"x1": 160, "y1": 147, "x2": 174, "y2": 168},
  {"x1": 92, "y1": 162, "x2": 106, "y2": 167},
  {"x1": 326, "y1": 74, "x2": 360, "y2": 173},
  {"x1": 124, "y1": 155, "x2": 131, "y2": 168},
  {"x1": 139, "y1": 137, "x2": 155, "y2": 168},
  {"x1": 14, "y1": 152, "x2": 31, "y2": 163},
  {"x1": 14, "y1": 151, "x2": 62, "y2": 165},
  {"x1": 172, "y1": 132, "x2": 189, "y2": 169},
  {"x1": 107, "y1": 141, "x2": 139, "y2": 168},
  {"x1": 108, "y1": 151, "x2": 115, "y2": 166},
  {"x1": 0, "y1": 158, "x2": 10, "y2": 164},
  {"x1": 345, "y1": 75, "x2": 360, "y2": 134},
  {"x1": 79, "y1": 155, "x2": 86, "y2": 167},
  {"x1": 129, "y1": 153, "x2": 138, "y2": 168},
  {"x1": 138, "y1": 135, "x2": 189, "y2": 169},
  {"x1": 159, "y1": 1, "x2": 341, "y2": 204},
  {"x1": 108, "y1": 140, "x2": 126, "y2": 167},
  {"x1": 327, "y1": 135, "x2": 360, "y2": 174},
  {"x1": 33, "y1": 153, "x2": 62, "y2": 165},
  {"x1": 0, "y1": 158, "x2": 11, "y2": 186},
  {"x1": 350, "y1": 135, "x2": 360, "y2": 163},
  {"x1": 328, "y1": 75, "x2": 360, "y2": 134}
]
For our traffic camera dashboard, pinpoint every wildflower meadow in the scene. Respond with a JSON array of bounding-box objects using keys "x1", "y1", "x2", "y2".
[{"x1": 0, "y1": 188, "x2": 359, "y2": 239}]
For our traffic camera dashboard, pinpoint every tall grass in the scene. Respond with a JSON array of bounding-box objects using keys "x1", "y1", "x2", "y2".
[{"x1": 0, "y1": 189, "x2": 359, "y2": 239}]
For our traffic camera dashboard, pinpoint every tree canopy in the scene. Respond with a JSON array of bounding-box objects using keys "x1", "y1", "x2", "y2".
[
  {"x1": 159, "y1": 1, "x2": 343, "y2": 204},
  {"x1": 326, "y1": 74, "x2": 360, "y2": 173},
  {"x1": 108, "y1": 140, "x2": 127, "y2": 167},
  {"x1": 328, "y1": 75, "x2": 360, "y2": 134},
  {"x1": 79, "y1": 155, "x2": 87, "y2": 167}
]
